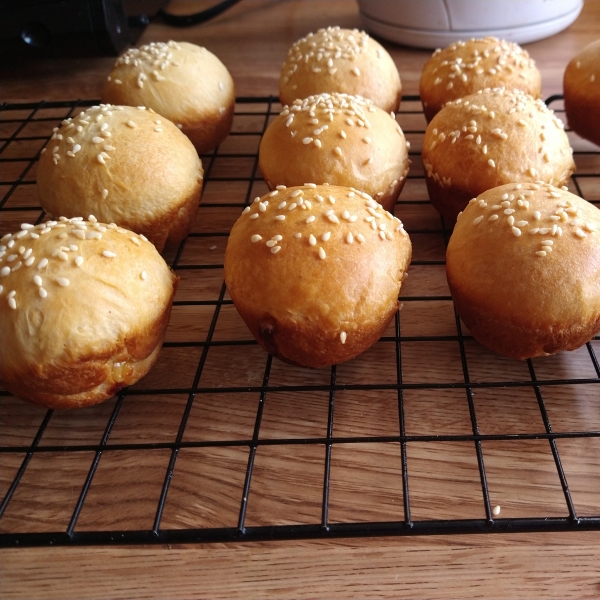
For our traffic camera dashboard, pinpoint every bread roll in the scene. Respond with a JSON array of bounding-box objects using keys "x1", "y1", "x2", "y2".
[
  {"x1": 259, "y1": 92, "x2": 410, "y2": 213},
  {"x1": 422, "y1": 88, "x2": 574, "y2": 222},
  {"x1": 0, "y1": 217, "x2": 178, "y2": 408},
  {"x1": 564, "y1": 39, "x2": 600, "y2": 147},
  {"x1": 37, "y1": 104, "x2": 203, "y2": 252},
  {"x1": 446, "y1": 183, "x2": 600, "y2": 360},
  {"x1": 224, "y1": 184, "x2": 412, "y2": 368},
  {"x1": 102, "y1": 41, "x2": 235, "y2": 154},
  {"x1": 420, "y1": 37, "x2": 541, "y2": 122},
  {"x1": 280, "y1": 26, "x2": 401, "y2": 112}
]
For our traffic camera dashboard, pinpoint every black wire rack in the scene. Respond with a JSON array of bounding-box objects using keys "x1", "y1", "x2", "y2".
[{"x1": 0, "y1": 95, "x2": 599, "y2": 548}]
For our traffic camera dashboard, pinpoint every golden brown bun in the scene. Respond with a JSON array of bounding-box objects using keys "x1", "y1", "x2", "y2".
[
  {"x1": 279, "y1": 27, "x2": 401, "y2": 113},
  {"x1": 564, "y1": 40, "x2": 600, "y2": 147},
  {"x1": 258, "y1": 93, "x2": 410, "y2": 213},
  {"x1": 446, "y1": 183, "x2": 600, "y2": 360},
  {"x1": 102, "y1": 41, "x2": 235, "y2": 154},
  {"x1": 422, "y1": 88, "x2": 574, "y2": 222},
  {"x1": 0, "y1": 218, "x2": 178, "y2": 409},
  {"x1": 420, "y1": 37, "x2": 541, "y2": 122},
  {"x1": 37, "y1": 104, "x2": 203, "y2": 252},
  {"x1": 224, "y1": 185, "x2": 412, "y2": 368}
]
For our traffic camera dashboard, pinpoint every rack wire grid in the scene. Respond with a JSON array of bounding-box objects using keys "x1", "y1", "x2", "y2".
[{"x1": 0, "y1": 95, "x2": 599, "y2": 548}]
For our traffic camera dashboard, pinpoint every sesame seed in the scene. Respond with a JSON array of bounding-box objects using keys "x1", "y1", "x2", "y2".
[
  {"x1": 507, "y1": 216, "x2": 515, "y2": 226},
  {"x1": 258, "y1": 202, "x2": 267, "y2": 212},
  {"x1": 328, "y1": 195, "x2": 336, "y2": 204},
  {"x1": 504, "y1": 208, "x2": 515, "y2": 215},
  {"x1": 102, "y1": 250, "x2": 116, "y2": 258},
  {"x1": 309, "y1": 234, "x2": 317, "y2": 246},
  {"x1": 488, "y1": 159, "x2": 496, "y2": 168},
  {"x1": 340, "y1": 331, "x2": 347, "y2": 344},
  {"x1": 516, "y1": 220, "x2": 528, "y2": 227},
  {"x1": 8, "y1": 297, "x2": 17, "y2": 309},
  {"x1": 356, "y1": 233, "x2": 365, "y2": 243},
  {"x1": 275, "y1": 215, "x2": 286, "y2": 221},
  {"x1": 473, "y1": 216, "x2": 483, "y2": 225},
  {"x1": 536, "y1": 250, "x2": 547, "y2": 257},
  {"x1": 318, "y1": 247, "x2": 326, "y2": 259},
  {"x1": 488, "y1": 214, "x2": 499, "y2": 221},
  {"x1": 37, "y1": 258, "x2": 48, "y2": 270},
  {"x1": 294, "y1": 232, "x2": 302, "y2": 238},
  {"x1": 575, "y1": 228, "x2": 587, "y2": 239},
  {"x1": 251, "y1": 235, "x2": 262, "y2": 243},
  {"x1": 340, "y1": 130, "x2": 347, "y2": 139},
  {"x1": 327, "y1": 214, "x2": 340, "y2": 224},
  {"x1": 492, "y1": 506, "x2": 501, "y2": 516},
  {"x1": 291, "y1": 189, "x2": 304, "y2": 198},
  {"x1": 334, "y1": 147, "x2": 343, "y2": 156},
  {"x1": 306, "y1": 216, "x2": 316, "y2": 224},
  {"x1": 75, "y1": 256, "x2": 84, "y2": 266},
  {"x1": 322, "y1": 231, "x2": 331, "y2": 242},
  {"x1": 0, "y1": 266, "x2": 10, "y2": 277},
  {"x1": 127, "y1": 120, "x2": 136, "y2": 128},
  {"x1": 38, "y1": 287, "x2": 48, "y2": 298},
  {"x1": 302, "y1": 137, "x2": 313, "y2": 145},
  {"x1": 512, "y1": 227, "x2": 522, "y2": 237},
  {"x1": 56, "y1": 277, "x2": 70, "y2": 287},
  {"x1": 346, "y1": 232, "x2": 354, "y2": 244},
  {"x1": 351, "y1": 67, "x2": 360, "y2": 76}
]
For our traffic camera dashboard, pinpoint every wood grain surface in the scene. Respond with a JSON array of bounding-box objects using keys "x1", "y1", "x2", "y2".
[{"x1": 1, "y1": 1, "x2": 600, "y2": 598}]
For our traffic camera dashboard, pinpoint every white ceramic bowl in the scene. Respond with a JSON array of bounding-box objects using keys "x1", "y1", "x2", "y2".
[{"x1": 358, "y1": 0, "x2": 583, "y2": 48}]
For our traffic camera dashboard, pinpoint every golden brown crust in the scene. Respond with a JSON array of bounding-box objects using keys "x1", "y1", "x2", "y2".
[
  {"x1": 420, "y1": 37, "x2": 541, "y2": 122},
  {"x1": 0, "y1": 219, "x2": 178, "y2": 408},
  {"x1": 422, "y1": 88, "x2": 574, "y2": 222},
  {"x1": 36, "y1": 104, "x2": 203, "y2": 252},
  {"x1": 279, "y1": 27, "x2": 401, "y2": 112},
  {"x1": 564, "y1": 40, "x2": 600, "y2": 147},
  {"x1": 102, "y1": 41, "x2": 235, "y2": 154},
  {"x1": 446, "y1": 183, "x2": 600, "y2": 360},
  {"x1": 258, "y1": 93, "x2": 410, "y2": 213},
  {"x1": 224, "y1": 185, "x2": 412, "y2": 368}
]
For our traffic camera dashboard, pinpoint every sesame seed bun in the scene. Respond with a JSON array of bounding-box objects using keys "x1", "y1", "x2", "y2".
[
  {"x1": 36, "y1": 104, "x2": 203, "y2": 252},
  {"x1": 258, "y1": 93, "x2": 410, "y2": 213},
  {"x1": 102, "y1": 41, "x2": 235, "y2": 154},
  {"x1": 0, "y1": 218, "x2": 178, "y2": 409},
  {"x1": 224, "y1": 185, "x2": 412, "y2": 368},
  {"x1": 420, "y1": 37, "x2": 541, "y2": 122},
  {"x1": 280, "y1": 27, "x2": 402, "y2": 113},
  {"x1": 422, "y1": 88, "x2": 574, "y2": 222},
  {"x1": 446, "y1": 183, "x2": 600, "y2": 360},
  {"x1": 564, "y1": 40, "x2": 600, "y2": 147}
]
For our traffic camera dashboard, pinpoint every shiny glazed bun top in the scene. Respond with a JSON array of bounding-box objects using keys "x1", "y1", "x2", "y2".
[
  {"x1": 422, "y1": 88, "x2": 575, "y2": 221},
  {"x1": 36, "y1": 104, "x2": 203, "y2": 252},
  {"x1": 102, "y1": 41, "x2": 235, "y2": 154},
  {"x1": 447, "y1": 183, "x2": 600, "y2": 360},
  {"x1": 420, "y1": 37, "x2": 541, "y2": 121},
  {"x1": 225, "y1": 184, "x2": 412, "y2": 368},
  {"x1": 280, "y1": 26, "x2": 402, "y2": 112},
  {"x1": 259, "y1": 92, "x2": 410, "y2": 213},
  {"x1": 563, "y1": 39, "x2": 600, "y2": 147},
  {"x1": 0, "y1": 217, "x2": 177, "y2": 408}
]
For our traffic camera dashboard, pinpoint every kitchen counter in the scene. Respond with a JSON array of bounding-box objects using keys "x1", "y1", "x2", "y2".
[{"x1": 1, "y1": 1, "x2": 600, "y2": 598}]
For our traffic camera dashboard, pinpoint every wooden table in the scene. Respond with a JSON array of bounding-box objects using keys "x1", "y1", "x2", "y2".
[{"x1": 1, "y1": 1, "x2": 600, "y2": 598}]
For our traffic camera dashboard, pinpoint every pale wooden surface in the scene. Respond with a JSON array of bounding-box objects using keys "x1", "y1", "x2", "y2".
[{"x1": 1, "y1": 1, "x2": 600, "y2": 598}]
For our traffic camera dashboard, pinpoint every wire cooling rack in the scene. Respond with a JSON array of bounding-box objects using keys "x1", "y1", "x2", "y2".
[{"x1": 0, "y1": 95, "x2": 599, "y2": 547}]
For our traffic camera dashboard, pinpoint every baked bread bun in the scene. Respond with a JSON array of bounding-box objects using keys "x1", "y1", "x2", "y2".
[
  {"x1": 102, "y1": 41, "x2": 235, "y2": 154},
  {"x1": 420, "y1": 37, "x2": 541, "y2": 122},
  {"x1": 564, "y1": 40, "x2": 600, "y2": 147},
  {"x1": 224, "y1": 185, "x2": 412, "y2": 368},
  {"x1": 37, "y1": 104, "x2": 203, "y2": 252},
  {"x1": 280, "y1": 26, "x2": 401, "y2": 113},
  {"x1": 0, "y1": 217, "x2": 178, "y2": 408},
  {"x1": 446, "y1": 183, "x2": 600, "y2": 360},
  {"x1": 258, "y1": 93, "x2": 410, "y2": 213},
  {"x1": 422, "y1": 88, "x2": 574, "y2": 222}
]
